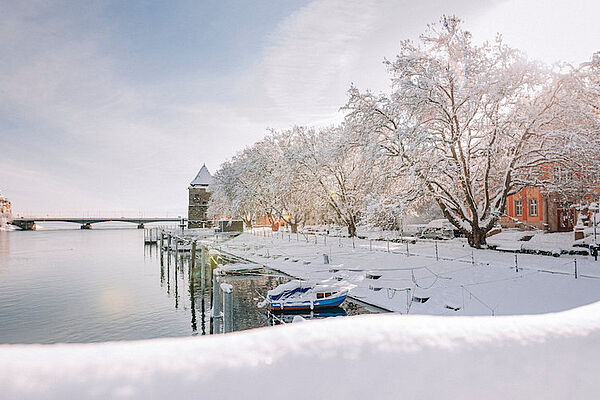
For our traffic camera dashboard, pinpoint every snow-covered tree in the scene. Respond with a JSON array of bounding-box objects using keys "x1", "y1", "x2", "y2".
[
  {"x1": 285, "y1": 125, "x2": 383, "y2": 237},
  {"x1": 208, "y1": 159, "x2": 260, "y2": 228},
  {"x1": 344, "y1": 16, "x2": 599, "y2": 247},
  {"x1": 209, "y1": 132, "x2": 321, "y2": 233}
]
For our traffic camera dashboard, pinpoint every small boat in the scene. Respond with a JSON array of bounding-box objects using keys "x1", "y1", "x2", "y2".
[
  {"x1": 266, "y1": 280, "x2": 350, "y2": 312},
  {"x1": 219, "y1": 263, "x2": 263, "y2": 273}
]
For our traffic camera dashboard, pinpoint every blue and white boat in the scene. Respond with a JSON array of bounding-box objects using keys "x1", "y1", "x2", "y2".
[{"x1": 266, "y1": 279, "x2": 350, "y2": 312}]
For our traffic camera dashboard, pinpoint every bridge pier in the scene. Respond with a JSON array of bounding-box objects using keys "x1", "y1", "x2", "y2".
[
  {"x1": 137, "y1": 224, "x2": 145, "y2": 229},
  {"x1": 80, "y1": 223, "x2": 92, "y2": 230}
]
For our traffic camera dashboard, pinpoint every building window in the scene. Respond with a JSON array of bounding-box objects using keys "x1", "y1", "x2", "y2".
[
  {"x1": 529, "y1": 198, "x2": 538, "y2": 217},
  {"x1": 514, "y1": 199, "x2": 522, "y2": 217}
]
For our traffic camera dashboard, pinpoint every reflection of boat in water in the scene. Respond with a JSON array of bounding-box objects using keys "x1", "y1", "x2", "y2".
[
  {"x1": 265, "y1": 279, "x2": 351, "y2": 312},
  {"x1": 269, "y1": 307, "x2": 347, "y2": 324}
]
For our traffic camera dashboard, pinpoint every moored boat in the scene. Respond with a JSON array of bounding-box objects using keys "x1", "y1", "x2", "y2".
[{"x1": 266, "y1": 279, "x2": 350, "y2": 312}]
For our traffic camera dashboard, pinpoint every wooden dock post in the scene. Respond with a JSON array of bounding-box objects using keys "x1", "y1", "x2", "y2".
[
  {"x1": 201, "y1": 245, "x2": 206, "y2": 297},
  {"x1": 212, "y1": 270, "x2": 222, "y2": 334},
  {"x1": 191, "y1": 240, "x2": 197, "y2": 269}
]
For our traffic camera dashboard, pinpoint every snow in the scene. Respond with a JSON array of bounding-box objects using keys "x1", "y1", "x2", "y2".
[
  {"x1": 189, "y1": 164, "x2": 212, "y2": 187},
  {"x1": 2, "y1": 302, "x2": 600, "y2": 399},
  {"x1": 219, "y1": 283, "x2": 233, "y2": 294},
  {"x1": 223, "y1": 231, "x2": 600, "y2": 316}
]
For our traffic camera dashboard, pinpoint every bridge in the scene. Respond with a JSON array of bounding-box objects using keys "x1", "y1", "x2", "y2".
[{"x1": 10, "y1": 217, "x2": 184, "y2": 230}]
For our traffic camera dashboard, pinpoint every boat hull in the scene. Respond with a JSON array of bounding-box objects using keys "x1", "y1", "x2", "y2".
[{"x1": 270, "y1": 294, "x2": 347, "y2": 312}]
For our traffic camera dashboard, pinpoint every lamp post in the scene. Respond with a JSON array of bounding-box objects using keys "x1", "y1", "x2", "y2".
[{"x1": 591, "y1": 202, "x2": 598, "y2": 245}]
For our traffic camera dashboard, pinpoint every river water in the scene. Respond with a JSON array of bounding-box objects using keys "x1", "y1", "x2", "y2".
[{"x1": 0, "y1": 223, "x2": 373, "y2": 344}]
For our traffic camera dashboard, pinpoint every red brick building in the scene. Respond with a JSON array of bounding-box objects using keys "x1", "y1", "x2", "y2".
[{"x1": 502, "y1": 186, "x2": 599, "y2": 232}]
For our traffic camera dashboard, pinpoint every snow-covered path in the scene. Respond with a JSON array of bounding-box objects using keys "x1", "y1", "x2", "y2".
[{"x1": 222, "y1": 231, "x2": 600, "y2": 316}]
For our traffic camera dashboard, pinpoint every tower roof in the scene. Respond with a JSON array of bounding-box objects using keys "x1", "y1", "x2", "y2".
[{"x1": 189, "y1": 164, "x2": 212, "y2": 187}]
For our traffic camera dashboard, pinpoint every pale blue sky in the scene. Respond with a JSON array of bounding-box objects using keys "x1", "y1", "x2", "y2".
[{"x1": 1, "y1": 0, "x2": 598, "y2": 216}]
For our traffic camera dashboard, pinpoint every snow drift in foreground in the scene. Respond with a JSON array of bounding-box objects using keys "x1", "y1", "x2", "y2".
[{"x1": 2, "y1": 303, "x2": 600, "y2": 400}]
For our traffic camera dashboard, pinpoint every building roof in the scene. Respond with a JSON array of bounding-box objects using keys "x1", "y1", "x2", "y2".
[{"x1": 189, "y1": 164, "x2": 212, "y2": 187}]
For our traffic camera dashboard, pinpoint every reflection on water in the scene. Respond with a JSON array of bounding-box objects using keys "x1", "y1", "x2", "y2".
[{"x1": 0, "y1": 225, "x2": 374, "y2": 344}]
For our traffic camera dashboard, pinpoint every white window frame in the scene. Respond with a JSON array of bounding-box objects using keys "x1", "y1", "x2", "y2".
[
  {"x1": 514, "y1": 199, "x2": 523, "y2": 217},
  {"x1": 529, "y1": 198, "x2": 538, "y2": 217}
]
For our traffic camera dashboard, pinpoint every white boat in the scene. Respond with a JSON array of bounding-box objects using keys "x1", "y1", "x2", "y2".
[{"x1": 264, "y1": 279, "x2": 353, "y2": 312}]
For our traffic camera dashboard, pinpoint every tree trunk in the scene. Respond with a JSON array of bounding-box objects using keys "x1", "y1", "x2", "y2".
[
  {"x1": 347, "y1": 220, "x2": 357, "y2": 237},
  {"x1": 290, "y1": 223, "x2": 298, "y2": 233},
  {"x1": 468, "y1": 226, "x2": 487, "y2": 248},
  {"x1": 243, "y1": 218, "x2": 253, "y2": 229}
]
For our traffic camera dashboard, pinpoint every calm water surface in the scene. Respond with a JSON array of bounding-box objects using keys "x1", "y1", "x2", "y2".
[{"x1": 0, "y1": 223, "x2": 372, "y2": 344}]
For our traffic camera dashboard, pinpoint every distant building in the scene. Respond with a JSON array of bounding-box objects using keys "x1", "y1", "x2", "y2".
[
  {"x1": 0, "y1": 191, "x2": 12, "y2": 228},
  {"x1": 188, "y1": 164, "x2": 212, "y2": 228},
  {"x1": 502, "y1": 182, "x2": 600, "y2": 232}
]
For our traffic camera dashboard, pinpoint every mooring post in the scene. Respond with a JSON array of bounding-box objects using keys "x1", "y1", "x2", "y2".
[
  {"x1": 191, "y1": 240, "x2": 197, "y2": 269},
  {"x1": 212, "y1": 269, "x2": 222, "y2": 334},
  {"x1": 175, "y1": 239, "x2": 179, "y2": 268},
  {"x1": 221, "y1": 283, "x2": 233, "y2": 333},
  {"x1": 201, "y1": 245, "x2": 206, "y2": 296}
]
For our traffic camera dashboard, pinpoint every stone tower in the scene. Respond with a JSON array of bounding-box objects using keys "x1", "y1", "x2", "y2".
[{"x1": 188, "y1": 164, "x2": 212, "y2": 228}]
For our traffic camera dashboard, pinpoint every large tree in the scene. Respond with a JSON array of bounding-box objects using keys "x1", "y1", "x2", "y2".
[
  {"x1": 344, "y1": 16, "x2": 596, "y2": 247},
  {"x1": 287, "y1": 125, "x2": 382, "y2": 237}
]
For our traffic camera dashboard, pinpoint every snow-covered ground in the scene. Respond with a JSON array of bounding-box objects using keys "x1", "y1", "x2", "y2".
[
  {"x1": 2, "y1": 303, "x2": 600, "y2": 399},
  {"x1": 488, "y1": 229, "x2": 597, "y2": 254},
  {"x1": 220, "y1": 231, "x2": 600, "y2": 316}
]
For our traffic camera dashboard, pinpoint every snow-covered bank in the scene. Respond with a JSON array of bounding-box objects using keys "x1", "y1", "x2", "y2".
[
  {"x1": 2, "y1": 304, "x2": 600, "y2": 399},
  {"x1": 223, "y1": 232, "x2": 600, "y2": 315}
]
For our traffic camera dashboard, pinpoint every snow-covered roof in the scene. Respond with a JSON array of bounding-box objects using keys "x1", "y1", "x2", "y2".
[{"x1": 189, "y1": 164, "x2": 212, "y2": 187}]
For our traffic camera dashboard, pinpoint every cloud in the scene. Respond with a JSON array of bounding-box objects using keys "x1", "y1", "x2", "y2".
[
  {"x1": 2, "y1": 0, "x2": 598, "y2": 215},
  {"x1": 468, "y1": 0, "x2": 600, "y2": 65},
  {"x1": 242, "y1": 0, "x2": 507, "y2": 127}
]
